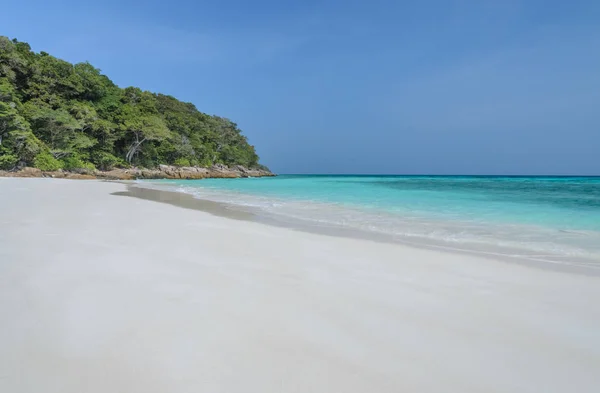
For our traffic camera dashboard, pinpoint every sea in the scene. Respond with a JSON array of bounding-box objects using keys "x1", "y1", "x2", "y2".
[{"x1": 143, "y1": 175, "x2": 600, "y2": 269}]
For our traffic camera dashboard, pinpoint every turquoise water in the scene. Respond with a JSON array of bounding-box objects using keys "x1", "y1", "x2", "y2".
[{"x1": 146, "y1": 175, "x2": 600, "y2": 267}]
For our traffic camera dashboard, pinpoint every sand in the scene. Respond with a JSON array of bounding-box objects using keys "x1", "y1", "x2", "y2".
[{"x1": 1, "y1": 178, "x2": 599, "y2": 392}]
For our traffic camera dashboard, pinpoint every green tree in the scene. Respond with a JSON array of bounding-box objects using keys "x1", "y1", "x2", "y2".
[
  {"x1": 121, "y1": 109, "x2": 170, "y2": 163},
  {"x1": 0, "y1": 95, "x2": 20, "y2": 146},
  {"x1": 0, "y1": 35, "x2": 268, "y2": 172},
  {"x1": 23, "y1": 103, "x2": 81, "y2": 157},
  {"x1": 0, "y1": 78, "x2": 30, "y2": 155}
]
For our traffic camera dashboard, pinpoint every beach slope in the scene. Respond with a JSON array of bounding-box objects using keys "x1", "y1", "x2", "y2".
[{"x1": 0, "y1": 178, "x2": 599, "y2": 392}]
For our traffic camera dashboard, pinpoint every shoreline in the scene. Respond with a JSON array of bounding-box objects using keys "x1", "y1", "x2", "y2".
[
  {"x1": 2, "y1": 178, "x2": 600, "y2": 392},
  {"x1": 123, "y1": 182, "x2": 600, "y2": 276},
  {"x1": 0, "y1": 164, "x2": 275, "y2": 180}
]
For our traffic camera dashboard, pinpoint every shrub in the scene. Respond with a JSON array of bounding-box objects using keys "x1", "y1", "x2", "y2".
[
  {"x1": 61, "y1": 155, "x2": 96, "y2": 171},
  {"x1": 91, "y1": 151, "x2": 126, "y2": 171},
  {"x1": 173, "y1": 157, "x2": 191, "y2": 167},
  {"x1": 10, "y1": 131, "x2": 43, "y2": 165},
  {"x1": 0, "y1": 154, "x2": 18, "y2": 170},
  {"x1": 198, "y1": 157, "x2": 213, "y2": 168},
  {"x1": 81, "y1": 161, "x2": 96, "y2": 171},
  {"x1": 33, "y1": 151, "x2": 62, "y2": 171},
  {"x1": 61, "y1": 155, "x2": 85, "y2": 170}
]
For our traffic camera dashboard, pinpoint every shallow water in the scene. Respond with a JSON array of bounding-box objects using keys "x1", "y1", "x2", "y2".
[{"x1": 145, "y1": 175, "x2": 600, "y2": 268}]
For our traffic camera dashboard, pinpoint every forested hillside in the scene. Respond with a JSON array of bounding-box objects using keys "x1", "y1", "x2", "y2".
[{"x1": 0, "y1": 36, "x2": 265, "y2": 171}]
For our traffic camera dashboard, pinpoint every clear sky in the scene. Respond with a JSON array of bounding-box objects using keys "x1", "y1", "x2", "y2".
[{"x1": 3, "y1": 1, "x2": 599, "y2": 174}]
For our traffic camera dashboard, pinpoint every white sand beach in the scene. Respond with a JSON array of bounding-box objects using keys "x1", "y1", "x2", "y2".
[{"x1": 1, "y1": 178, "x2": 599, "y2": 393}]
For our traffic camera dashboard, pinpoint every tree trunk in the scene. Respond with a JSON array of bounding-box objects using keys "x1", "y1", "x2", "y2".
[
  {"x1": 126, "y1": 136, "x2": 146, "y2": 163},
  {"x1": 212, "y1": 142, "x2": 222, "y2": 164},
  {"x1": 51, "y1": 151, "x2": 69, "y2": 159}
]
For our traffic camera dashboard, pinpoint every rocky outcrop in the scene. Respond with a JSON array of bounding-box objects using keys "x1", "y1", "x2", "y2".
[
  {"x1": 0, "y1": 165, "x2": 275, "y2": 180},
  {"x1": 6, "y1": 167, "x2": 43, "y2": 177}
]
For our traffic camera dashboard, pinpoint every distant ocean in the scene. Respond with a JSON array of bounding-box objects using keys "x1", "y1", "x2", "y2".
[{"x1": 144, "y1": 175, "x2": 600, "y2": 269}]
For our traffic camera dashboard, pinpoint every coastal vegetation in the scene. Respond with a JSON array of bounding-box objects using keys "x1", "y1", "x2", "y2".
[{"x1": 0, "y1": 36, "x2": 265, "y2": 172}]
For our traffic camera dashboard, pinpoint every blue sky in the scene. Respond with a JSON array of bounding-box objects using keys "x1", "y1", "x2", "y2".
[{"x1": 4, "y1": 1, "x2": 600, "y2": 174}]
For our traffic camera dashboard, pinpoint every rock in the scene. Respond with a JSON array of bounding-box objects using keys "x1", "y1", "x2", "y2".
[
  {"x1": 1, "y1": 164, "x2": 275, "y2": 180},
  {"x1": 71, "y1": 168, "x2": 95, "y2": 175},
  {"x1": 42, "y1": 171, "x2": 66, "y2": 178},
  {"x1": 65, "y1": 173, "x2": 96, "y2": 180},
  {"x1": 14, "y1": 167, "x2": 42, "y2": 177},
  {"x1": 212, "y1": 163, "x2": 229, "y2": 171},
  {"x1": 139, "y1": 169, "x2": 163, "y2": 179},
  {"x1": 98, "y1": 169, "x2": 136, "y2": 180}
]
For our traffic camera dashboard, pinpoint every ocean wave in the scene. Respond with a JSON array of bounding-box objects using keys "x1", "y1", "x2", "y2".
[{"x1": 140, "y1": 180, "x2": 600, "y2": 268}]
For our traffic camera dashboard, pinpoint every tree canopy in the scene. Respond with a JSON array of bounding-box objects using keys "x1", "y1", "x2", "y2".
[{"x1": 0, "y1": 36, "x2": 264, "y2": 171}]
